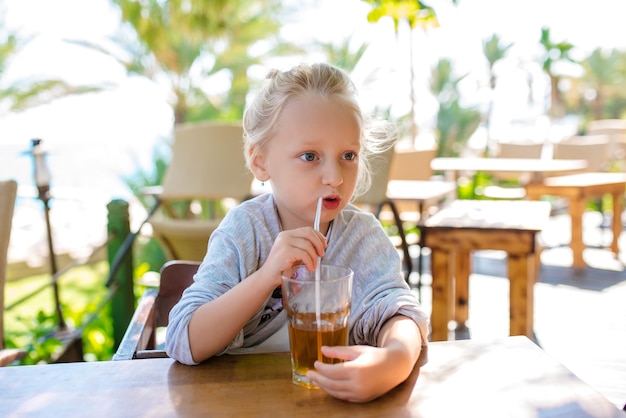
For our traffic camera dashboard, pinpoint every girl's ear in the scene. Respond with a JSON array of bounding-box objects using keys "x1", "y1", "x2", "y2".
[{"x1": 249, "y1": 147, "x2": 269, "y2": 182}]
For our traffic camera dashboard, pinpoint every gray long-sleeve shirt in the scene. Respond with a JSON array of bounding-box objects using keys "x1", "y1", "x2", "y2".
[{"x1": 165, "y1": 193, "x2": 430, "y2": 365}]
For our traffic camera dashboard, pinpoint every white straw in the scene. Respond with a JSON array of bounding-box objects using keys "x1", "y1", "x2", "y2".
[{"x1": 314, "y1": 197, "x2": 322, "y2": 333}]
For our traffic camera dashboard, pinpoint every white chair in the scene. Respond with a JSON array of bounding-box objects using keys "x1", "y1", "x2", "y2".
[
  {"x1": 148, "y1": 122, "x2": 254, "y2": 262},
  {"x1": 0, "y1": 179, "x2": 27, "y2": 366}
]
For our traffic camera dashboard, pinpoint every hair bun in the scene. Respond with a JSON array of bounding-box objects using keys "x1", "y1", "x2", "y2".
[{"x1": 266, "y1": 69, "x2": 279, "y2": 79}]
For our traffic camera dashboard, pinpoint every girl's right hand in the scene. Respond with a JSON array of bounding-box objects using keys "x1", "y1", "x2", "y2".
[{"x1": 260, "y1": 227, "x2": 327, "y2": 286}]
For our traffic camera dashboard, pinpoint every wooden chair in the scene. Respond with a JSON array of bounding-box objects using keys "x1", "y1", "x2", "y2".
[
  {"x1": 554, "y1": 135, "x2": 611, "y2": 173},
  {"x1": 113, "y1": 260, "x2": 199, "y2": 360},
  {"x1": 354, "y1": 147, "x2": 413, "y2": 281},
  {"x1": 387, "y1": 147, "x2": 440, "y2": 220},
  {"x1": 0, "y1": 179, "x2": 27, "y2": 366},
  {"x1": 148, "y1": 122, "x2": 254, "y2": 262},
  {"x1": 388, "y1": 147, "x2": 437, "y2": 182},
  {"x1": 483, "y1": 141, "x2": 544, "y2": 199},
  {"x1": 586, "y1": 119, "x2": 626, "y2": 163}
]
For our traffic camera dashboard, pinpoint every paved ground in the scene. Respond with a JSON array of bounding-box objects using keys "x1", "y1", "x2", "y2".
[{"x1": 411, "y1": 211, "x2": 626, "y2": 411}]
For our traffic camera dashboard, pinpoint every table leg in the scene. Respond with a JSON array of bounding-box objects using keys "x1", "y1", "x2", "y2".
[
  {"x1": 454, "y1": 250, "x2": 470, "y2": 326},
  {"x1": 569, "y1": 197, "x2": 585, "y2": 269},
  {"x1": 508, "y1": 253, "x2": 535, "y2": 338},
  {"x1": 611, "y1": 190, "x2": 623, "y2": 257},
  {"x1": 430, "y1": 249, "x2": 452, "y2": 341}
]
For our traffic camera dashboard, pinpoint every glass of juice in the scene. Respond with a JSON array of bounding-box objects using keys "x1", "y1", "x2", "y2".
[{"x1": 281, "y1": 264, "x2": 353, "y2": 389}]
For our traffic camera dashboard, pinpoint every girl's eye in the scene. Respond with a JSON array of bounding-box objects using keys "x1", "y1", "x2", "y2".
[
  {"x1": 299, "y1": 152, "x2": 317, "y2": 162},
  {"x1": 342, "y1": 151, "x2": 357, "y2": 161}
]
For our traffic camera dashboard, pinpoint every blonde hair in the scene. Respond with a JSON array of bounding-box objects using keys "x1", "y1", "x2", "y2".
[{"x1": 243, "y1": 62, "x2": 396, "y2": 199}]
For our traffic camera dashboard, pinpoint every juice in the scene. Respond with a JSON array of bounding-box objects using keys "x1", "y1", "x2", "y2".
[{"x1": 287, "y1": 309, "x2": 349, "y2": 388}]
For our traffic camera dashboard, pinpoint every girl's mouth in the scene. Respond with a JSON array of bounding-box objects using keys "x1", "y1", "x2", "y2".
[{"x1": 322, "y1": 196, "x2": 341, "y2": 210}]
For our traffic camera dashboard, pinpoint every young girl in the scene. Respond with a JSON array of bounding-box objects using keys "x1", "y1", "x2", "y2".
[{"x1": 166, "y1": 62, "x2": 430, "y2": 402}]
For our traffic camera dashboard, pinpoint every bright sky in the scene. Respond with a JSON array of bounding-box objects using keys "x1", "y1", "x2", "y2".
[{"x1": 2, "y1": 0, "x2": 626, "y2": 194}]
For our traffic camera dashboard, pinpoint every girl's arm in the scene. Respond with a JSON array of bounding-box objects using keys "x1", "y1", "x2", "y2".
[
  {"x1": 187, "y1": 268, "x2": 279, "y2": 363},
  {"x1": 187, "y1": 226, "x2": 327, "y2": 363}
]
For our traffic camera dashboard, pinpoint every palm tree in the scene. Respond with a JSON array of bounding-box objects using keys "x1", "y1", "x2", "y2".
[
  {"x1": 0, "y1": 17, "x2": 102, "y2": 117},
  {"x1": 482, "y1": 34, "x2": 513, "y2": 156},
  {"x1": 70, "y1": 0, "x2": 294, "y2": 124},
  {"x1": 361, "y1": 0, "x2": 444, "y2": 142},
  {"x1": 314, "y1": 36, "x2": 369, "y2": 73},
  {"x1": 538, "y1": 27, "x2": 576, "y2": 118},
  {"x1": 430, "y1": 58, "x2": 481, "y2": 158},
  {"x1": 579, "y1": 48, "x2": 626, "y2": 120}
]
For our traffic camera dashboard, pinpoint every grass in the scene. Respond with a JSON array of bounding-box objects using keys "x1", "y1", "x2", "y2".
[
  {"x1": 5, "y1": 262, "x2": 108, "y2": 330},
  {"x1": 4, "y1": 261, "x2": 115, "y2": 362}
]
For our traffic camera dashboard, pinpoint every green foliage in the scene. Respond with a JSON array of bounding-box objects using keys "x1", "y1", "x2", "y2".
[
  {"x1": 6, "y1": 310, "x2": 62, "y2": 365},
  {"x1": 81, "y1": 304, "x2": 115, "y2": 362},
  {"x1": 430, "y1": 58, "x2": 481, "y2": 158},
  {"x1": 133, "y1": 235, "x2": 168, "y2": 274},
  {"x1": 539, "y1": 27, "x2": 577, "y2": 118},
  {"x1": 314, "y1": 37, "x2": 369, "y2": 73},
  {"x1": 363, "y1": 0, "x2": 440, "y2": 31},
  {"x1": 0, "y1": 11, "x2": 105, "y2": 116},
  {"x1": 4, "y1": 262, "x2": 116, "y2": 364},
  {"x1": 575, "y1": 48, "x2": 626, "y2": 121},
  {"x1": 436, "y1": 100, "x2": 481, "y2": 157},
  {"x1": 482, "y1": 34, "x2": 513, "y2": 91},
  {"x1": 93, "y1": 0, "x2": 293, "y2": 124}
]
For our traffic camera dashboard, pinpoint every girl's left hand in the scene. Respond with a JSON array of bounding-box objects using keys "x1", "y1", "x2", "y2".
[{"x1": 305, "y1": 344, "x2": 412, "y2": 403}]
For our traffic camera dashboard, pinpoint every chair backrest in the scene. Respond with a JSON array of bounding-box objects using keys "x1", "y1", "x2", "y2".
[
  {"x1": 494, "y1": 142, "x2": 544, "y2": 159},
  {"x1": 160, "y1": 122, "x2": 254, "y2": 201},
  {"x1": 352, "y1": 147, "x2": 413, "y2": 280},
  {"x1": 586, "y1": 119, "x2": 626, "y2": 135},
  {"x1": 491, "y1": 142, "x2": 544, "y2": 182},
  {"x1": 153, "y1": 260, "x2": 198, "y2": 329},
  {"x1": 0, "y1": 179, "x2": 17, "y2": 351},
  {"x1": 585, "y1": 120, "x2": 626, "y2": 161},
  {"x1": 354, "y1": 146, "x2": 394, "y2": 206},
  {"x1": 554, "y1": 135, "x2": 611, "y2": 172},
  {"x1": 150, "y1": 122, "x2": 255, "y2": 261},
  {"x1": 113, "y1": 260, "x2": 199, "y2": 360},
  {"x1": 389, "y1": 147, "x2": 437, "y2": 181}
]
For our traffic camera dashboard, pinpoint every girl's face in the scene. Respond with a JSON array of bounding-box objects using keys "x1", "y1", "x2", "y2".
[{"x1": 251, "y1": 94, "x2": 361, "y2": 233}]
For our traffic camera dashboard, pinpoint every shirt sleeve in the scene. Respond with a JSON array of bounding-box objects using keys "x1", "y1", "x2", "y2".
[
  {"x1": 164, "y1": 228, "x2": 245, "y2": 364},
  {"x1": 164, "y1": 199, "x2": 272, "y2": 364}
]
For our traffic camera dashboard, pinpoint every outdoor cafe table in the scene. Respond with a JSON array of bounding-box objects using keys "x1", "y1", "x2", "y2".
[
  {"x1": 1, "y1": 336, "x2": 622, "y2": 417},
  {"x1": 421, "y1": 200, "x2": 552, "y2": 342},
  {"x1": 430, "y1": 157, "x2": 587, "y2": 183},
  {"x1": 525, "y1": 172, "x2": 626, "y2": 269}
]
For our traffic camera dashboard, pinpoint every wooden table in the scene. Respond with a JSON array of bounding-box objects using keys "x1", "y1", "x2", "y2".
[
  {"x1": 1, "y1": 336, "x2": 622, "y2": 417},
  {"x1": 525, "y1": 172, "x2": 626, "y2": 269},
  {"x1": 431, "y1": 157, "x2": 587, "y2": 183},
  {"x1": 421, "y1": 200, "x2": 552, "y2": 341}
]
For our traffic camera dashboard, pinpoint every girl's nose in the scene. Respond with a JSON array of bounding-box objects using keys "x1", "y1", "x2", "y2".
[{"x1": 322, "y1": 160, "x2": 344, "y2": 187}]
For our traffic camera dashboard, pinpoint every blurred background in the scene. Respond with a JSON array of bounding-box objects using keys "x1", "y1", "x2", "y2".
[
  {"x1": 3, "y1": 0, "x2": 626, "y2": 279},
  {"x1": 2, "y1": 0, "x2": 626, "y2": 366}
]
